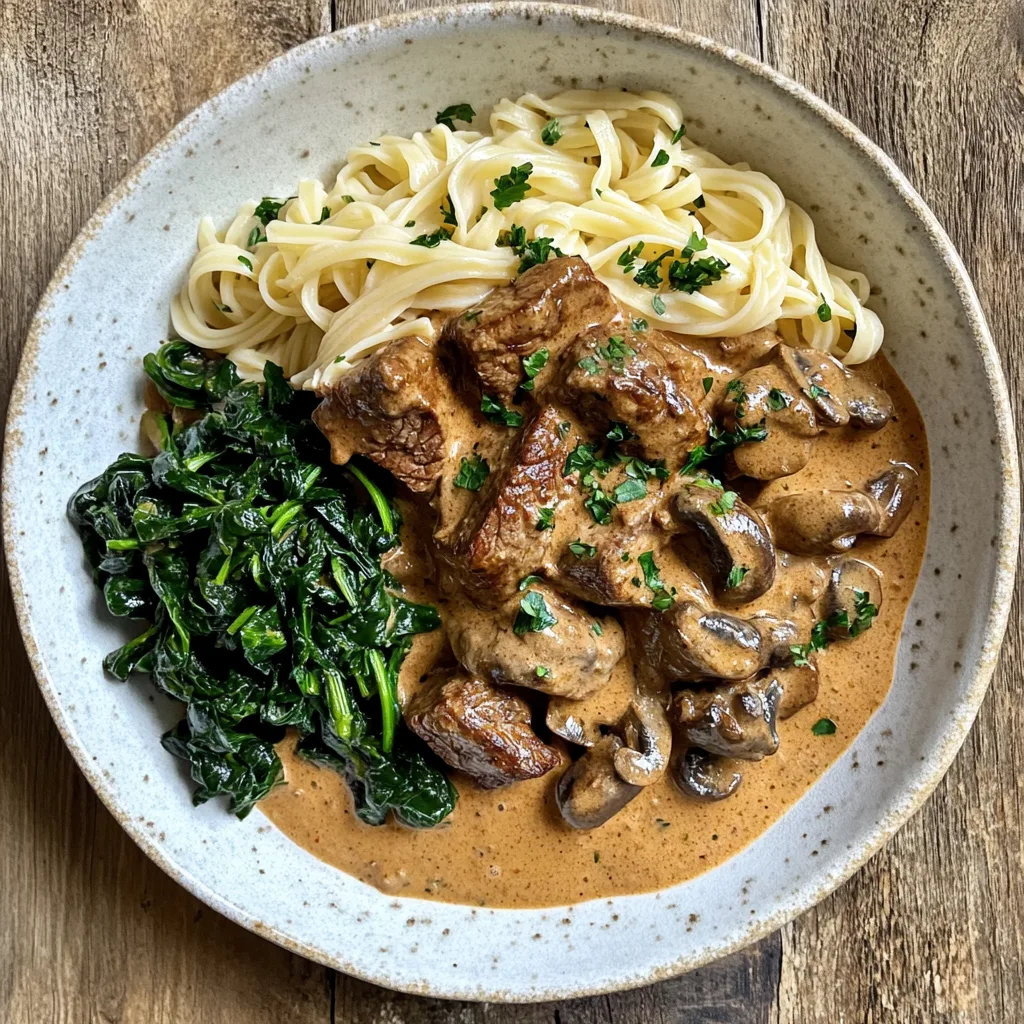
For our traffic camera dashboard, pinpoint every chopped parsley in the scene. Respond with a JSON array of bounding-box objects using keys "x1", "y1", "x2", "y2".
[
  {"x1": 519, "y1": 575, "x2": 544, "y2": 591},
  {"x1": 440, "y1": 194, "x2": 458, "y2": 227},
  {"x1": 816, "y1": 295, "x2": 833, "y2": 322},
  {"x1": 254, "y1": 196, "x2": 291, "y2": 224},
  {"x1": 605, "y1": 421, "x2": 638, "y2": 443},
  {"x1": 590, "y1": 621, "x2": 604, "y2": 636},
  {"x1": 490, "y1": 163, "x2": 533, "y2": 210},
  {"x1": 670, "y1": 124, "x2": 686, "y2": 144},
  {"x1": 536, "y1": 665, "x2": 551, "y2": 678},
  {"x1": 808, "y1": 383, "x2": 830, "y2": 400},
  {"x1": 535, "y1": 507, "x2": 555, "y2": 531},
  {"x1": 709, "y1": 490, "x2": 739, "y2": 516},
  {"x1": 584, "y1": 488, "x2": 616, "y2": 525},
  {"x1": 681, "y1": 419, "x2": 769, "y2": 474},
  {"x1": 315, "y1": 206, "x2": 331, "y2": 224},
  {"x1": 576, "y1": 335, "x2": 636, "y2": 376},
  {"x1": 612, "y1": 477, "x2": 647, "y2": 504},
  {"x1": 557, "y1": 421, "x2": 571, "y2": 441},
  {"x1": 247, "y1": 226, "x2": 266, "y2": 247},
  {"x1": 568, "y1": 539, "x2": 597, "y2": 559},
  {"x1": 702, "y1": 376, "x2": 714, "y2": 395},
  {"x1": 811, "y1": 718, "x2": 837, "y2": 736},
  {"x1": 498, "y1": 223, "x2": 563, "y2": 273},
  {"x1": 638, "y1": 551, "x2": 674, "y2": 611},
  {"x1": 725, "y1": 378, "x2": 748, "y2": 418},
  {"x1": 518, "y1": 348, "x2": 550, "y2": 392},
  {"x1": 767, "y1": 388, "x2": 791, "y2": 411},
  {"x1": 680, "y1": 231, "x2": 708, "y2": 259},
  {"x1": 651, "y1": 149, "x2": 670, "y2": 167},
  {"x1": 631, "y1": 317, "x2": 649, "y2": 332},
  {"x1": 790, "y1": 610, "x2": 852, "y2": 666},
  {"x1": 480, "y1": 394, "x2": 523, "y2": 428},
  {"x1": 667, "y1": 254, "x2": 729, "y2": 293},
  {"x1": 849, "y1": 588, "x2": 879, "y2": 637},
  {"x1": 618, "y1": 241, "x2": 645, "y2": 274},
  {"x1": 652, "y1": 295, "x2": 666, "y2": 315},
  {"x1": 725, "y1": 565, "x2": 749, "y2": 590},
  {"x1": 405, "y1": 220, "x2": 416, "y2": 228},
  {"x1": 454, "y1": 454, "x2": 490, "y2": 491},
  {"x1": 577, "y1": 356, "x2": 601, "y2": 376},
  {"x1": 463, "y1": 309, "x2": 482, "y2": 322},
  {"x1": 435, "y1": 103, "x2": 476, "y2": 130},
  {"x1": 513, "y1": 591, "x2": 558, "y2": 635},
  {"x1": 634, "y1": 249, "x2": 676, "y2": 289},
  {"x1": 237, "y1": 255, "x2": 253, "y2": 271},
  {"x1": 541, "y1": 118, "x2": 563, "y2": 145},
  {"x1": 410, "y1": 229, "x2": 450, "y2": 248}
]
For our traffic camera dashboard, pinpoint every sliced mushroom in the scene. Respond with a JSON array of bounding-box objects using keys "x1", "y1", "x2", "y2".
[
  {"x1": 770, "y1": 661, "x2": 820, "y2": 719},
  {"x1": 864, "y1": 463, "x2": 918, "y2": 537},
  {"x1": 546, "y1": 670, "x2": 636, "y2": 747},
  {"x1": 763, "y1": 489, "x2": 882, "y2": 554},
  {"x1": 673, "y1": 748, "x2": 743, "y2": 801},
  {"x1": 763, "y1": 462, "x2": 918, "y2": 555},
  {"x1": 749, "y1": 611, "x2": 807, "y2": 663},
  {"x1": 776, "y1": 345, "x2": 893, "y2": 431},
  {"x1": 722, "y1": 364, "x2": 819, "y2": 480},
  {"x1": 613, "y1": 694, "x2": 672, "y2": 786},
  {"x1": 715, "y1": 327, "x2": 782, "y2": 372},
  {"x1": 556, "y1": 735, "x2": 642, "y2": 830},
  {"x1": 822, "y1": 557, "x2": 883, "y2": 639},
  {"x1": 626, "y1": 601, "x2": 766, "y2": 688},
  {"x1": 673, "y1": 481, "x2": 776, "y2": 603},
  {"x1": 672, "y1": 677, "x2": 783, "y2": 761}
]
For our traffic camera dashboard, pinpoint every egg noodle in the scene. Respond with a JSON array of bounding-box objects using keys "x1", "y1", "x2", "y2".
[{"x1": 170, "y1": 89, "x2": 883, "y2": 389}]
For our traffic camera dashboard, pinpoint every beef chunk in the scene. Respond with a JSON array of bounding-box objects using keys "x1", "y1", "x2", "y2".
[
  {"x1": 446, "y1": 585, "x2": 625, "y2": 699},
  {"x1": 715, "y1": 327, "x2": 782, "y2": 372},
  {"x1": 405, "y1": 670, "x2": 561, "y2": 789},
  {"x1": 312, "y1": 337, "x2": 452, "y2": 493},
  {"x1": 560, "y1": 327, "x2": 709, "y2": 462},
  {"x1": 444, "y1": 406, "x2": 577, "y2": 598},
  {"x1": 441, "y1": 256, "x2": 622, "y2": 403}
]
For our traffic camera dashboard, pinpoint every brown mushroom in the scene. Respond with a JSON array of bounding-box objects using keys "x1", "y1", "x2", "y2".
[
  {"x1": 673, "y1": 748, "x2": 743, "y2": 801},
  {"x1": 722, "y1": 364, "x2": 819, "y2": 480},
  {"x1": 613, "y1": 694, "x2": 672, "y2": 786},
  {"x1": 672, "y1": 481, "x2": 776, "y2": 603},
  {"x1": 770, "y1": 661, "x2": 820, "y2": 719},
  {"x1": 672, "y1": 677, "x2": 783, "y2": 760},
  {"x1": 822, "y1": 557, "x2": 883, "y2": 639},
  {"x1": 776, "y1": 346, "x2": 893, "y2": 431},
  {"x1": 555, "y1": 735, "x2": 642, "y2": 830},
  {"x1": 864, "y1": 463, "x2": 918, "y2": 537},
  {"x1": 545, "y1": 671, "x2": 636, "y2": 747},
  {"x1": 763, "y1": 462, "x2": 918, "y2": 555},
  {"x1": 763, "y1": 489, "x2": 882, "y2": 554}
]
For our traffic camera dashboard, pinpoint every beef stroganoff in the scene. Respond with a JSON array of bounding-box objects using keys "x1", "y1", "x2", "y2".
[{"x1": 69, "y1": 91, "x2": 928, "y2": 909}]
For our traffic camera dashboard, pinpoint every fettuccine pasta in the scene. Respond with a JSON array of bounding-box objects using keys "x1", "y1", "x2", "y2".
[{"x1": 170, "y1": 89, "x2": 882, "y2": 388}]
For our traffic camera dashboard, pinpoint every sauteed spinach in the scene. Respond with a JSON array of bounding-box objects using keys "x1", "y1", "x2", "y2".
[{"x1": 67, "y1": 341, "x2": 455, "y2": 826}]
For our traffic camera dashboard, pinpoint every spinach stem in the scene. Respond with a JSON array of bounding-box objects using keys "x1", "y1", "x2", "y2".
[
  {"x1": 269, "y1": 503, "x2": 303, "y2": 537},
  {"x1": 324, "y1": 669, "x2": 353, "y2": 741},
  {"x1": 330, "y1": 555, "x2": 358, "y2": 606},
  {"x1": 226, "y1": 604, "x2": 259, "y2": 635},
  {"x1": 107, "y1": 538, "x2": 140, "y2": 550},
  {"x1": 368, "y1": 649, "x2": 396, "y2": 753},
  {"x1": 347, "y1": 464, "x2": 395, "y2": 536}
]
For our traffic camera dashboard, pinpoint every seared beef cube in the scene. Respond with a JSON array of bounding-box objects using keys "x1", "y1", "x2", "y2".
[
  {"x1": 405, "y1": 670, "x2": 561, "y2": 789},
  {"x1": 442, "y1": 256, "x2": 622, "y2": 403},
  {"x1": 445, "y1": 406, "x2": 577, "y2": 598},
  {"x1": 560, "y1": 327, "x2": 709, "y2": 462},
  {"x1": 446, "y1": 584, "x2": 625, "y2": 700},
  {"x1": 313, "y1": 337, "x2": 452, "y2": 493}
]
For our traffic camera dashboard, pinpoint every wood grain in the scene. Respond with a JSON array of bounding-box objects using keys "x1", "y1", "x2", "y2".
[{"x1": 1, "y1": 1, "x2": 1021, "y2": 1022}]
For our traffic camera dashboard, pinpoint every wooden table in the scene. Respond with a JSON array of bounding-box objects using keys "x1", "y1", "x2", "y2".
[{"x1": 1, "y1": 1, "x2": 1021, "y2": 1020}]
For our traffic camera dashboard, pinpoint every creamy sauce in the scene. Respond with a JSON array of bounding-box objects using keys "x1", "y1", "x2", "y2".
[{"x1": 262, "y1": 353, "x2": 929, "y2": 908}]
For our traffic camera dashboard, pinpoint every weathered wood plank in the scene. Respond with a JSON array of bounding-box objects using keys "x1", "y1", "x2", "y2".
[
  {"x1": 763, "y1": 1, "x2": 1024, "y2": 1022},
  {"x1": 0, "y1": 2, "x2": 333, "y2": 1023}
]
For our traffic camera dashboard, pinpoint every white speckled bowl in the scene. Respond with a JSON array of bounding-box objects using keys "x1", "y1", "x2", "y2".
[{"x1": 3, "y1": 3, "x2": 1019, "y2": 1002}]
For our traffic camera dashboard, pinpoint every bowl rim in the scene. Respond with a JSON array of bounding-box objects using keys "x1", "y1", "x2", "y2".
[{"x1": 3, "y1": 1, "x2": 1020, "y2": 1001}]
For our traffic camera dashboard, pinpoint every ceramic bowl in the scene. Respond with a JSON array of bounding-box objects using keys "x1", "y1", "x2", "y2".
[{"x1": 3, "y1": 2, "x2": 1018, "y2": 1001}]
